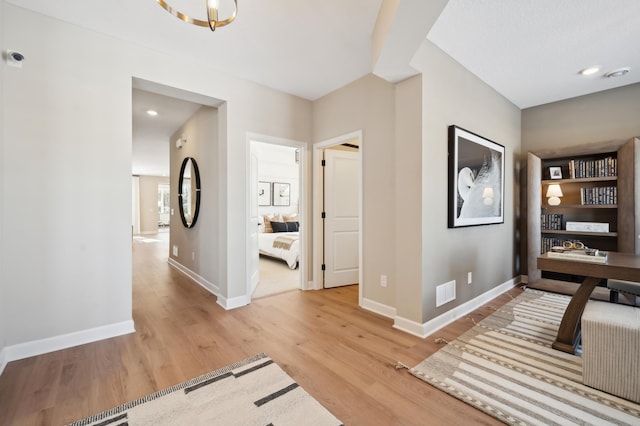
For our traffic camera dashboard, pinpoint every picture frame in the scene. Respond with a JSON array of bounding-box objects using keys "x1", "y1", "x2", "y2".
[
  {"x1": 448, "y1": 125, "x2": 505, "y2": 228},
  {"x1": 272, "y1": 182, "x2": 290, "y2": 206},
  {"x1": 549, "y1": 166, "x2": 563, "y2": 180},
  {"x1": 258, "y1": 181, "x2": 271, "y2": 206}
]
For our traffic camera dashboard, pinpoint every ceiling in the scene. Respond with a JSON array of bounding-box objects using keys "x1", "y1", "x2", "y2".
[{"x1": 8, "y1": 0, "x2": 639, "y2": 176}]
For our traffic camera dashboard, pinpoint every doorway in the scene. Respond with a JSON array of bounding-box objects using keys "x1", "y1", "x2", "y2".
[
  {"x1": 247, "y1": 136, "x2": 306, "y2": 299},
  {"x1": 313, "y1": 131, "x2": 363, "y2": 299}
]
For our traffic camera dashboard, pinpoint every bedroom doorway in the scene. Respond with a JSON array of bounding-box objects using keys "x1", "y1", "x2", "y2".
[{"x1": 248, "y1": 137, "x2": 305, "y2": 299}]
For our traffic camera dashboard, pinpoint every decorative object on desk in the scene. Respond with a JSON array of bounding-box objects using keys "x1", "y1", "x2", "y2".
[
  {"x1": 448, "y1": 125, "x2": 504, "y2": 228},
  {"x1": 549, "y1": 166, "x2": 562, "y2": 179},
  {"x1": 410, "y1": 289, "x2": 640, "y2": 425},
  {"x1": 257, "y1": 181, "x2": 271, "y2": 206},
  {"x1": 547, "y1": 247, "x2": 608, "y2": 263},
  {"x1": 68, "y1": 353, "x2": 342, "y2": 426},
  {"x1": 546, "y1": 183, "x2": 563, "y2": 205},
  {"x1": 562, "y1": 240, "x2": 585, "y2": 250}
]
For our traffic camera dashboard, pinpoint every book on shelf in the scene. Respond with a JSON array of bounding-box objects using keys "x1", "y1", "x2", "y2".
[
  {"x1": 568, "y1": 157, "x2": 617, "y2": 179},
  {"x1": 579, "y1": 186, "x2": 617, "y2": 205},
  {"x1": 541, "y1": 213, "x2": 563, "y2": 230},
  {"x1": 541, "y1": 237, "x2": 565, "y2": 254}
]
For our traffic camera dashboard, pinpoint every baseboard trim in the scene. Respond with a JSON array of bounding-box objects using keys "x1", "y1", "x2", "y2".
[
  {"x1": 168, "y1": 258, "x2": 220, "y2": 297},
  {"x1": 2, "y1": 320, "x2": 135, "y2": 367},
  {"x1": 361, "y1": 297, "x2": 396, "y2": 319},
  {"x1": 393, "y1": 277, "x2": 521, "y2": 338},
  {"x1": 217, "y1": 295, "x2": 251, "y2": 310}
]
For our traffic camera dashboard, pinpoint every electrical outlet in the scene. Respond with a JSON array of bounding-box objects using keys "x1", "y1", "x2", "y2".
[
  {"x1": 380, "y1": 275, "x2": 388, "y2": 288},
  {"x1": 192, "y1": 251, "x2": 195, "y2": 261},
  {"x1": 172, "y1": 245, "x2": 178, "y2": 256},
  {"x1": 467, "y1": 272, "x2": 473, "y2": 284}
]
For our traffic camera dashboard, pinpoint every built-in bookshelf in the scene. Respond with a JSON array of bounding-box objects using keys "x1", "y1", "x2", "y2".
[{"x1": 526, "y1": 138, "x2": 640, "y2": 284}]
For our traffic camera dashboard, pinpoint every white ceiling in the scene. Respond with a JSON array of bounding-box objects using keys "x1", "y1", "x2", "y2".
[
  {"x1": 8, "y1": 0, "x2": 640, "y2": 176},
  {"x1": 428, "y1": 0, "x2": 640, "y2": 109}
]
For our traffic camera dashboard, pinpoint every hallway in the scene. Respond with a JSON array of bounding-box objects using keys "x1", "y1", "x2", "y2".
[{"x1": 0, "y1": 235, "x2": 508, "y2": 425}]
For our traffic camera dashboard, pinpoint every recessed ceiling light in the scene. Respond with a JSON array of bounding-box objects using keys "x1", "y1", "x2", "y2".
[
  {"x1": 604, "y1": 67, "x2": 630, "y2": 78},
  {"x1": 146, "y1": 110, "x2": 158, "y2": 116},
  {"x1": 579, "y1": 66, "x2": 600, "y2": 76}
]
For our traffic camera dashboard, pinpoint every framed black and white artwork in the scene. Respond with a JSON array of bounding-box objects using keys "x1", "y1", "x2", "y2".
[
  {"x1": 272, "y1": 182, "x2": 290, "y2": 206},
  {"x1": 258, "y1": 181, "x2": 271, "y2": 206},
  {"x1": 549, "y1": 166, "x2": 562, "y2": 180},
  {"x1": 448, "y1": 125, "x2": 505, "y2": 228}
]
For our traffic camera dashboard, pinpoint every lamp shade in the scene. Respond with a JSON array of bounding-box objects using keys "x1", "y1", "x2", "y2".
[
  {"x1": 546, "y1": 184, "x2": 563, "y2": 198},
  {"x1": 546, "y1": 184, "x2": 563, "y2": 206}
]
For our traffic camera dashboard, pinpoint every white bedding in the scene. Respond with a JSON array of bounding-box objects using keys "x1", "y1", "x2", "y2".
[{"x1": 259, "y1": 232, "x2": 300, "y2": 269}]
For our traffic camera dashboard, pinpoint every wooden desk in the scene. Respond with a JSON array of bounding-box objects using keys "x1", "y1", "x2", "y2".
[{"x1": 537, "y1": 252, "x2": 640, "y2": 354}]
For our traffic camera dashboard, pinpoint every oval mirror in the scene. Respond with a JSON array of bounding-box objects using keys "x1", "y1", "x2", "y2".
[{"x1": 178, "y1": 157, "x2": 201, "y2": 228}]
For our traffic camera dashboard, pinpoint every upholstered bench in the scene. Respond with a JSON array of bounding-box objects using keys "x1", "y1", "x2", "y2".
[
  {"x1": 608, "y1": 279, "x2": 640, "y2": 306},
  {"x1": 581, "y1": 300, "x2": 640, "y2": 403}
]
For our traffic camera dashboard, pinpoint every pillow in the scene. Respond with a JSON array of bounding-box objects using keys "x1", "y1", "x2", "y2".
[
  {"x1": 271, "y1": 221, "x2": 299, "y2": 233},
  {"x1": 284, "y1": 213, "x2": 299, "y2": 222},
  {"x1": 263, "y1": 214, "x2": 283, "y2": 233},
  {"x1": 263, "y1": 216, "x2": 273, "y2": 233}
]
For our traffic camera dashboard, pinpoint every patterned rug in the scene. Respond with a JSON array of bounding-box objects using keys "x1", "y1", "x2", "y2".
[
  {"x1": 69, "y1": 353, "x2": 342, "y2": 426},
  {"x1": 410, "y1": 289, "x2": 640, "y2": 425}
]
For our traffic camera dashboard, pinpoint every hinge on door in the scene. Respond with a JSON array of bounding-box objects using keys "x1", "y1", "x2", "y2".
[
  {"x1": 321, "y1": 211, "x2": 326, "y2": 219},
  {"x1": 321, "y1": 159, "x2": 326, "y2": 167},
  {"x1": 321, "y1": 264, "x2": 326, "y2": 271}
]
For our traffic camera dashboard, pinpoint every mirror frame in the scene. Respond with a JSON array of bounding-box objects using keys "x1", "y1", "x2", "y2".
[{"x1": 178, "y1": 157, "x2": 201, "y2": 228}]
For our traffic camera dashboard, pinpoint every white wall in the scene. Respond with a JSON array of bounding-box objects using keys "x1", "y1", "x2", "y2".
[
  {"x1": 313, "y1": 74, "x2": 397, "y2": 308},
  {"x1": 253, "y1": 142, "x2": 300, "y2": 219},
  {"x1": 169, "y1": 106, "x2": 219, "y2": 287},
  {"x1": 138, "y1": 175, "x2": 169, "y2": 234},
  {"x1": 413, "y1": 40, "x2": 521, "y2": 323},
  {"x1": 0, "y1": 0, "x2": 8, "y2": 373},
  {"x1": 0, "y1": 4, "x2": 312, "y2": 359},
  {"x1": 394, "y1": 74, "x2": 423, "y2": 322}
]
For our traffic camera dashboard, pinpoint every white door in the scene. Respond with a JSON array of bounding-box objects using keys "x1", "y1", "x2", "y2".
[
  {"x1": 323, "y1": 149, "x2": 359, "y2": 288},
  {"x1": 248, "y1": 149, "x2": 260, "y2": 296}
]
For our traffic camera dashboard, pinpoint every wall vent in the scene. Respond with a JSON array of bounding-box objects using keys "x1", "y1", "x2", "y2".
[{"x1": 436, "y1": 280, "x2": 456, "y2": 307}]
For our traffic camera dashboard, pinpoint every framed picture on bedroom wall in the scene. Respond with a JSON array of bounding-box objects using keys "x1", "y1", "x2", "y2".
[
  {"x1": 258, "y1": 181, "x2": 271, "y2": 206},
  {"x1": 272, "y1": 182, "x2": 290, "y2": 206},
  {"x1": 448, "y1": 125, "x2": 505, "y2": 228}
]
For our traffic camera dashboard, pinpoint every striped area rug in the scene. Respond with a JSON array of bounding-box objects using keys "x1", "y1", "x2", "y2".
[
  {"x1": 69, "y1": 353, "x2": 342, "y2": 426},
  {"x1": 410, "y1": 289, "x2": 640, "y2": 425}
]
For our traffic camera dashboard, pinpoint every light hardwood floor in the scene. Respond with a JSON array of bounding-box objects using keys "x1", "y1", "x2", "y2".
[{"x1": 0, "y1": 235, "x2": 517, "y2": 425}]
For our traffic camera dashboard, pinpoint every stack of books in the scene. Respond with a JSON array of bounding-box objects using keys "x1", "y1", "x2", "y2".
[
  {"x1": 580, "y1": 186, "x2": 617, "y2": 205},
  {"x1": 568, "y1": 157, "x2": 617, "y2": 179},
  {"x1": 541, "y1": 213, "x2": 563, "y2": 230}
]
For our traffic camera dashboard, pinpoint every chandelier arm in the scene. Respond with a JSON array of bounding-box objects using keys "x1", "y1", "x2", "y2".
[{"x1": 156, "y1": 0, "x2": 237, "y2": 30}]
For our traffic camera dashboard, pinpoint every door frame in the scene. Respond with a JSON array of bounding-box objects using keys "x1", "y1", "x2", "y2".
[
  {"x1": 245, "y1": 132, "x2": 308, "y2": 298},
  {"x1": 312, "y1": 130, "x2": 363, "y2": 303}
]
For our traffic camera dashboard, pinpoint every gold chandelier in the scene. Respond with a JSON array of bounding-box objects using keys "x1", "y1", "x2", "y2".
[{"x1": 157, "y1": 0, "x2": 237, "y2": 32}]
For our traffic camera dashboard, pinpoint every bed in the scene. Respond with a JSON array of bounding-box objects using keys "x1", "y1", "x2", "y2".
[{"x1": 259, "y1": 231, "x2": 300, "y2": 269}]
